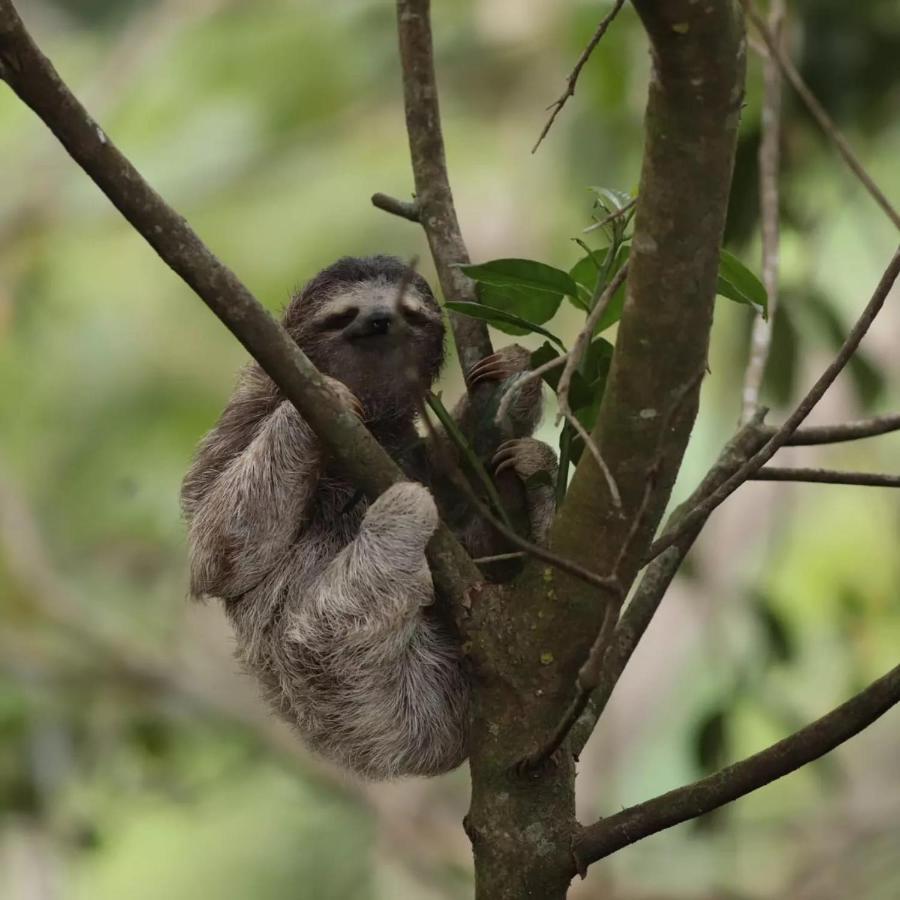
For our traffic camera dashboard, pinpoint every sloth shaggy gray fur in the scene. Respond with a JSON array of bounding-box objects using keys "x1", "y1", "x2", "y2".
[{"x1": 181, "y1": 256, "x2": 556, "y2": 779}]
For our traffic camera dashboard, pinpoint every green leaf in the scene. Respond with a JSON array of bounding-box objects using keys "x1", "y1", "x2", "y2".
[
  {"x1": 445, "y1": 301, "x2": 566, "y2": 349},
  {"x1": 458, "y1": 258, "x2": 579, "y2": 298},
  {"x1": 530, "y1": 342, "x2": 563, "y2": 390},
  {"x1": 568, "y1": 254, "x2": 601, "y2": 311},
  {"x1": 583, "y1": 337, "x2": 614, "y2": 387},
  {"x1": 593, "y1": 244, "x2": 630, "y2": 334},
  {"x1": 478, "y1": 283, "x2": 563, "y2": 327},
  {"x1": 718, "y1": 249, "x2": 768, "y2": 316}
]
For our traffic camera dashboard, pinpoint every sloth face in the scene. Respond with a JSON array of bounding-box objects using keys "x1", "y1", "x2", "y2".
[{"x1": 284, "y1": 257, "x2": 445, "y2": 425}]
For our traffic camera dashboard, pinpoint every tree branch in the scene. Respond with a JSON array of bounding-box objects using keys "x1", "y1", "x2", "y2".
[
  {"x1": 647, "y1": 245, "x2": 900, "y2": 563},
  {"x1": 0, "y1": 0, "x2": 480, "y2": 602},
  {"x1": 371, "y1": 191, "x2": 420, "y2": 222},
  {"x1": 740, "y1": 0, "x2": 900, "y2": 231},
  {"x1": 780, "y1": 413, "x2": 900, "y2": 446},
  {"x1": 573, "y1": 662, "x2": 900, "y2": 871},
  {"x1": 740, "y1": 0, "x2": 783, "y2": 422},
  {"x1": 395, "y1": 0, "x2": 492, "y2": 374},
  {"x1": 751, "y1": 467, "x2": 900, "y2": 488},
  {"x1": 532, "y1": 0, "x2": 627, "y2": 153}
]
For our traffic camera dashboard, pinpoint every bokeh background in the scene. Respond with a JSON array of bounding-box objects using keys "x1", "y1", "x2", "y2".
[{"x1": 1, "y1": 1, "x2": 899, "y2": 898}]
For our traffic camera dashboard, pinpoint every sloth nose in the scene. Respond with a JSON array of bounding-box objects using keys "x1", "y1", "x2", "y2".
[{"x1": 359, "y1": 308, "x2": 394, "y2": 337}]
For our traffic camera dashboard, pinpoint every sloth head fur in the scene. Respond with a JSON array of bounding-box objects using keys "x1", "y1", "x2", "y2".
[{"x1": 284, "y1": 256, "x2": 445, "y2": 427}]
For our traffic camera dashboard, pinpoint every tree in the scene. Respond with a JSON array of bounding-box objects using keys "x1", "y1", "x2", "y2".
[{"x1": 1, "y1": 0, "x2": 897, "y2": 897}]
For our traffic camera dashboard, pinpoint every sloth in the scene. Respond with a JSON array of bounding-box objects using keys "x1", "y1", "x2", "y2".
[{"x1": 181, "y1": 255, "x2": 556, "y2": 779}]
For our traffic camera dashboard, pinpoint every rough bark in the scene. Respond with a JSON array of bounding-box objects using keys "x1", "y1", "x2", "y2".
[{"x1": 462, "y1": 3, "x2": 747, "y2": 897}]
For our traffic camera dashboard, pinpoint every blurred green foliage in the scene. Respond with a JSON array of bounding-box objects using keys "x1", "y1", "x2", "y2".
[{"x1": 1, "y1": 1, "x2": 899, "y2": 898}]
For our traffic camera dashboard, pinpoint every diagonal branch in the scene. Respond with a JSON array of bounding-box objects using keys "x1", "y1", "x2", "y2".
[
  {"x1": 740, "y1": 0, "x2": 900, "y2": 231},
  {"x1": 573, "y1": 662, "x2": 900, "y2": 871},
  {"x1": 532, "y1": 0, "x2": 627, "y2": 153},
  {"x1": 751, "y1": 467, "x2": 900, "y2": 488},
  {"x1": 647, "y1": 245, "x2": 900, "y2": 563},
  {"x1": 0, "y1": 0, "x2": 480, "y2": 602}
]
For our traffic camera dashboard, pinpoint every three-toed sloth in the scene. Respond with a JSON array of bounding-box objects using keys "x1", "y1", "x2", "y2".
[{"x1": 181, "y1": 256, "x2": 556, "y2": 779}]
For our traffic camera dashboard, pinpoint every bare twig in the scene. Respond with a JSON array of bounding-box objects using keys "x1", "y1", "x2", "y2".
[
  {"x1": 570, "y1": 412, "x2": 771, "y2": 756},
  {"x1": 395, "y1": 0, "x2": 492, "y2": 373},
  {"x1": 556, "y1": 263, "x2": 630, "y2": 510},
  {"x1": 574, "y1": 662, "x2": 900, "y2": 871},
  {"x1": 0, "y1": 0, "x2": 481, "y2": 603},
  {"x1": 751, "y1": 467, "x2": 900, "y2": 488},
  {"x1": 647, "y1": 246, "x2": 900, "y2": 563},
  {"x1": 532, "y1": 0, "x2": 627, "y2": 153},
  {"x1": 371, "y1": 191, "x2": 420, "y2": 223},
  {"x1": 471, "y1": 551, "x2": 525, "y2": 565},
  {"x1": 781, "y1": 413, "x2": 900, "y2": 446},
  {"x1": 741, "y1": 0, "x2": 900, "y2": 231},
  {"x1": 741, "y1": 0, "x2": 784, "y2": 423}
]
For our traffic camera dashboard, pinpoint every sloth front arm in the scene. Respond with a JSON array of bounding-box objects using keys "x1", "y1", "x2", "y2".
[{"x1": 184, "y1": 399, "x2": 321, "y2": 599}]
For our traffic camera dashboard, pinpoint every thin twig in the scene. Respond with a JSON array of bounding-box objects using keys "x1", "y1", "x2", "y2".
[
  {"x1": 371, "y1": 191, "x2": 420, "y2": 223},
  {"x1": 740, "y1": 0, "x2": 784, "y2": 423},
  {"x1": 741, "y1": 0, "x2": 900, "y2": 231},
  {"x1": 573, "y1": 662, "x2": 900, "y2": 871},
  {"x1": 647, "y1": 246, "x2": 900, "y2": 563},
  {"x1": 781, "y1": 413, "x2": 900, "y2": 446},
  {"x1": 751, "y1": 467, "x2": 900, "y2": 488},
  {"x1": 532, "y1": 0, "x2": 627, "y2": 153},
  {"x1": 556, "y1": 263, "x2": 630, "y2": 510},
  {"x1": 471, "y1": 551, "x2": 525, "y2": 565}
]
